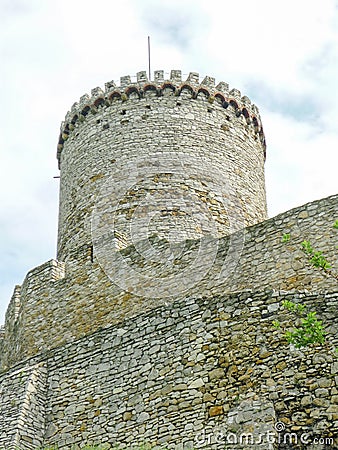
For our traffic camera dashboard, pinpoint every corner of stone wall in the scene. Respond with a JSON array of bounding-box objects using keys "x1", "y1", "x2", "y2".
[
  {"x1": 3, "y1": 285, "x2": 21, "y2": 333},
  {"x1": 0, "y1": 259, "x2": 65, "y2": 371},
  {"x1": 23, "y1": 259, "x2": 66, "y2": 285},
  {"x1": 0, "y1": 361, "x2": 47, "y2": 449}
]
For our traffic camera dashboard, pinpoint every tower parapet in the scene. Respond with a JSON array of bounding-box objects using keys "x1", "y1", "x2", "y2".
[
  {"x1": 57, "y1": 70, "x2": 265, "y2": 163},
  {"x1": 56, "y1": 70, "x2": 267, "y2": 262}
]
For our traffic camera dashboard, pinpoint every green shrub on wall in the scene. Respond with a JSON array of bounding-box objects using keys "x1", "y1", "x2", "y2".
[{"x1": 272, "y1": 299, "x2": 326, "y2": 348}]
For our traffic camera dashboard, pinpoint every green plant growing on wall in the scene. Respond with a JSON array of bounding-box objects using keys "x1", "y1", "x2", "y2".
[
  {"x1": 272, "y1": 300, "x2": 325, "y2": 348},
  {"x1": 285, "y1": 310, "x2": 325, "y2": 348},
  {"x1": 301, "y1": 240, "x2": 332, "y2": 270},
  {"x1": 282, "y1": 220, "x2": 338, "y2": 279},
  {"x1": 282, "y1": 233, "x2": 290, "y2": 243}
]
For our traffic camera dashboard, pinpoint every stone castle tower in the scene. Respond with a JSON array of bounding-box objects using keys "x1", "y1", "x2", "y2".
[
  {"x1": 0, "y1": 70, "x2": 337, "y2": 449},
  {"x1": 56, "y1": 69, "x2": 267, "y2": 263}
]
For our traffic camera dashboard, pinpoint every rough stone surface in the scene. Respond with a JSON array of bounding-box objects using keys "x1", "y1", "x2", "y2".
[{"x1": 1, "y1": 291, "x2": 338, "y2": 449}]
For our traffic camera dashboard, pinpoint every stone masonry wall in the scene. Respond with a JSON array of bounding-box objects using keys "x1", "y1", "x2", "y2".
[
  {"x1": 1, "y1": 194, "x2": 337, "y2": 370},
  {"x1": 0, "y1": 290, "x2": 337, "y2": 449}
]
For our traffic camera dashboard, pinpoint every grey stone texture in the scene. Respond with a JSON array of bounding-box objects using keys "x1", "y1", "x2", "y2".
[
  {"x1": 1, "y1": 291, "x2": 338, "y2": 449},
  {"x1": 0, "y1": 70, "x2": 337, "y2": 449}
]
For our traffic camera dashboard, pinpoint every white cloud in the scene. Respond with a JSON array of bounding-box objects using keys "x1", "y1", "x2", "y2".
[{"x1": 264, "y1": 110, "x2": 338, "y2": 216}]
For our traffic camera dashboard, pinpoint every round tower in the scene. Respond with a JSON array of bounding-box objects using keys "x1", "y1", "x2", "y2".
[{"x1": 56, "y1": 69, "x2": 267, "y2": 263}]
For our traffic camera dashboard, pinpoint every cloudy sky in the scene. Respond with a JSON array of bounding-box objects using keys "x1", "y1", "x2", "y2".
[{"x1": 1, "y1": 0, "x2": 337, "y2": 323}]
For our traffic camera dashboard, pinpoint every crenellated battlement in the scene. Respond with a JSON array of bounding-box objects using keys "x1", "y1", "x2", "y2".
[{"x1": 57, "y1": 69, "x2": 265, "y2": 166}]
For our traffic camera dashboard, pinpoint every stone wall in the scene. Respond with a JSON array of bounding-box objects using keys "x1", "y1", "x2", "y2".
[
  {"x1": 1, "y1": 194, "x2": 337, "y2": 371},
  {"x1": 0, "y1": 290, "x2": 337, "y2": 449}
]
